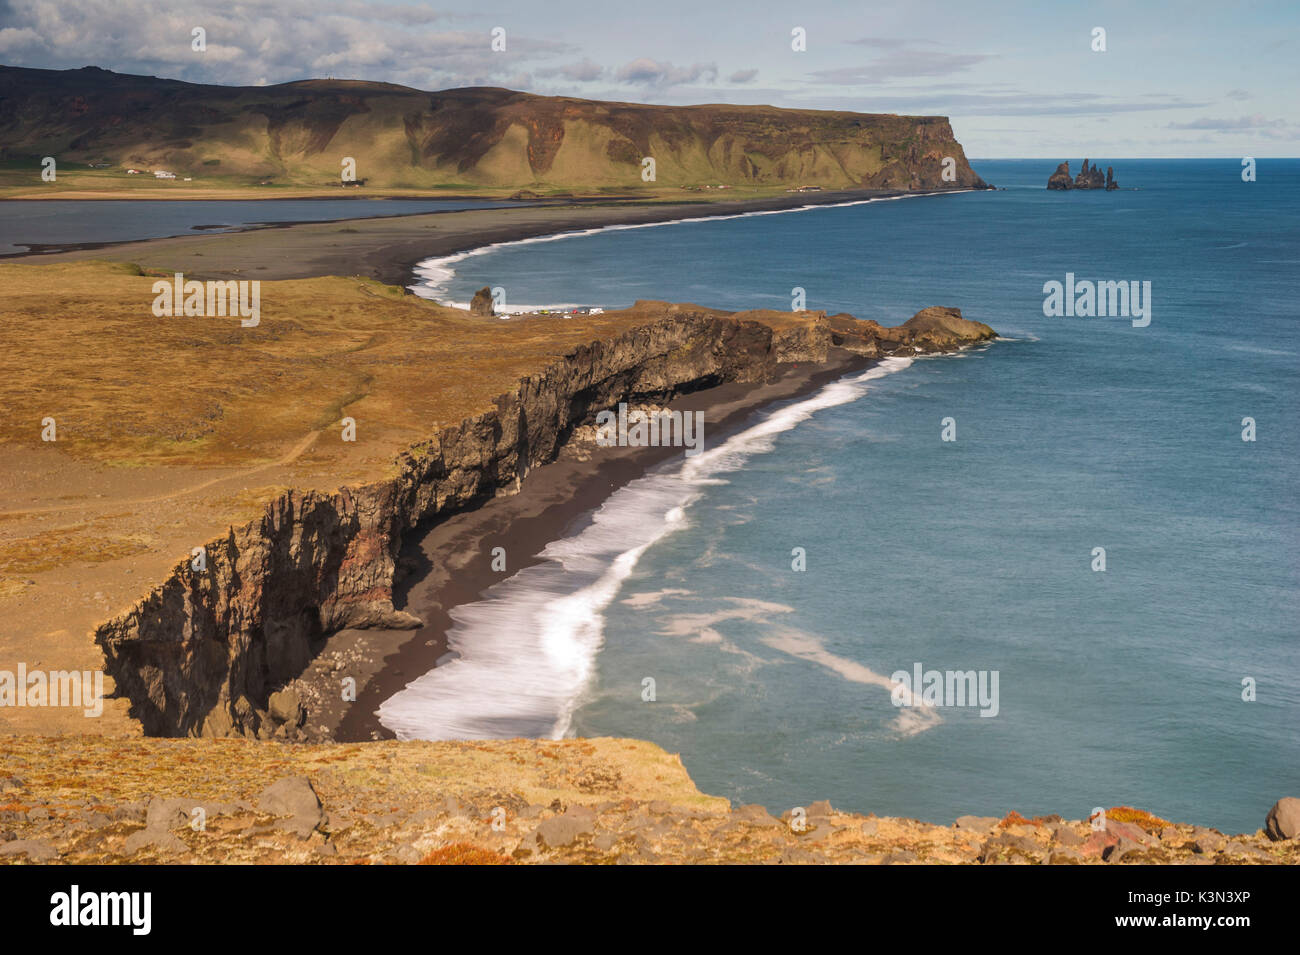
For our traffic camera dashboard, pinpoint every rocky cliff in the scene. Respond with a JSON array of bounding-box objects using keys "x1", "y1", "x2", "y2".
[
  {"x1": 93, "y1": 305, "x2": 994, "y2": 738},
  {"x1": 1047, "y1": 159, "x2": 1117, "y2": 190},
  {"x1": 0, "y1": 65, "x2": 989, "y2": 192}
]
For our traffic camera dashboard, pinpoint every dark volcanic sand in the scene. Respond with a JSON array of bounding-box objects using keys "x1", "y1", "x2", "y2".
[
  {"x1": 324, "y1": 348, "x2": 871, "y2": 742},
  {"x1": 10, "y1": 188, "x2": 961, "y2": 287}
]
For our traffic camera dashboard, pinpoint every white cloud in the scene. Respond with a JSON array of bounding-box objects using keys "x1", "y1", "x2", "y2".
[
  {"x1": 615, "y1": 57, "x2": 717, "y2": 87},
  {"x1": 0, "y1": 0, "x2": 574, "y2": 89},
  {"x1": 537, "y1": 57, "x2": 604, "y2": 82}
]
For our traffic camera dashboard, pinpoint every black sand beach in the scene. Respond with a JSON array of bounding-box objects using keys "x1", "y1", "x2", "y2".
[
  {"x1": 325, "y1": 348, "x2": 872, "y2": 741},
  {"x1": 10, "y1": 188, "x2": 953, "y2": 287}
]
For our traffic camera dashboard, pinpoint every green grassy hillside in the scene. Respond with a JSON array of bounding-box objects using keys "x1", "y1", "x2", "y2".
[{"x1": 0, "y1": 65, "x2": 988, "y2": 194}]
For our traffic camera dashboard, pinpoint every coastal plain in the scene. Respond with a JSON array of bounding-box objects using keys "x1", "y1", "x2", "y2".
[{"x1": 0, "y1": 179, "x2": 1284, "y2": 867}]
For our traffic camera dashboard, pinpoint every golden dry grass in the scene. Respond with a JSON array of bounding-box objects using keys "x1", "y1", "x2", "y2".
[{"x1": 0, "y1": 260, "x2": 722, "y2": 476}]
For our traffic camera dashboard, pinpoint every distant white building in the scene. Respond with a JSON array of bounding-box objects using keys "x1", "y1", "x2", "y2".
[{"x1": 153, "y1": 170, "x2": 176, "y2": 179}]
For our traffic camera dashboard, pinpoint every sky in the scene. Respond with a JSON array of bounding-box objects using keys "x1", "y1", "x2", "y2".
[{"x1": 1, "y1": 0, "x2": 1296, "y2": 157}]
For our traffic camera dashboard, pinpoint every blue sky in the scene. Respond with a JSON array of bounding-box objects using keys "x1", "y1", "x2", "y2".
[{"x1": 1, "y1": 0, "x2": 1296, "y2": 156}]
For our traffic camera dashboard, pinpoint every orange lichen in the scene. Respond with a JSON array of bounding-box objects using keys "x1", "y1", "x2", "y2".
[
  {"x1": 418, "y1": 843, "x2": 513, "y2": 866},
  {"x1": 998, "y1": 811, "x2": 1045, "y2": 829},
  {"x1": 1106, "y1": 806, "x2": 1172, "y2": 831}
]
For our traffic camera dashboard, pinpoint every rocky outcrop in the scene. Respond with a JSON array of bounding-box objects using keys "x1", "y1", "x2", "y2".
[
  {"x1": 1047, "y1": 159, "x2": 1118, "y2": 190},
  {"x1": 1265, "y1": 797, "x2": 1300, "y2": 841},
  {"x1": 826, "y1": 306, "x2": 995, "y2": 357},
  {"x1": 93, "y1": 304, "x2": 995, "y2": 738},
  {"x1": 2, "y1": 735, "x2": 1296, "y2": 865},
  {"x1": 469, "y1": 287, "x2": 495, "y2": 316},
  {"x1": 1047, "y1": 162, "x2": 1073, "y2": 190}
]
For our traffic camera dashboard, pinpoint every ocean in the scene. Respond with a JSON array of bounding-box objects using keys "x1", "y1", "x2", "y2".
[{"x1": 385, "y1": 160, "x2": 1299, "y2": 832}]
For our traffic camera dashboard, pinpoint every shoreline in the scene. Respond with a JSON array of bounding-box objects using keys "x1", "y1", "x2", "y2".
[
  {"x1": 327, "y1": 348, "x2": 873, "y2": 742},
  {"x1": 6, "y1": 187, "x2": 982, "y2": 287}
]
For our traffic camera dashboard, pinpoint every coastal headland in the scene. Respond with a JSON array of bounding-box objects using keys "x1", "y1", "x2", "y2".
[
  {"x1": 3, "y1": 203, "x2": 1293, "y2": 864},
  {"x1": 0, "y1": 65, "x2": 988, "y2": 199},
  {"x1": 0, "y1": 243, "x2": 993, "y2": 740}
]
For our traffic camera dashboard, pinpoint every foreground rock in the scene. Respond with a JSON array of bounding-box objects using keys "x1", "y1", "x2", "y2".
[
  {"x1": 0, "y1": 735, "x2": 1292, "y2": 866},
  {"x1": 1265, "y1": 797, "x2": 1300, "y2": 841},
  {"x1": 1047, "y1": 159, "x2": 1118, "y2": 190}
]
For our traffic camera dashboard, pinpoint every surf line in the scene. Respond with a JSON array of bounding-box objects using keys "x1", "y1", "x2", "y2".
[
  {"x1": 376, "y1": 356, "x2": 919, "y2": 742},
  {"x1": 408, "y1": 190, "x2": 975, "y2": 303}
]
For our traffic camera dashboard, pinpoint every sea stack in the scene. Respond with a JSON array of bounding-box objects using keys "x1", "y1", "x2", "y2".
[{"x1": 1047, "y1": 159, "x2": 1118, "y2": 190}]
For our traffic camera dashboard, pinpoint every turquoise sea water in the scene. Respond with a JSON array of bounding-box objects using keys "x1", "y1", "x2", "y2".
[{"x1": 392, "y1": 160, "x2": 1299, "y2": 832}]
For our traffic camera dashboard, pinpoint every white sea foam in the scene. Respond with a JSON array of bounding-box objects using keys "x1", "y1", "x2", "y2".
[
  {"x1": 407, "y1": 191, "x2": 971, "y2": 304},
  {"x1": 376, "y1": 357, "x2": 915, "y2": 741},
  {"x1": 760, "y1": 629, "x2": 942, "y2": 736}
]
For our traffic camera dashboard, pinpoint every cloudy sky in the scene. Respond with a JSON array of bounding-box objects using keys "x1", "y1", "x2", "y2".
[{"x1": 1, "y1": 0, "x2": 1296, "y2": 157}]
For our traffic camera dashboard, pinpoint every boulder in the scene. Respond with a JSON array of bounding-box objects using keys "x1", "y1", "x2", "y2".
[
  {"x1": 123, "y1": 828, "x2": 185, "y2": 854},
  {"x1": 144, "y1": 797, "x2": 195, "y2": 831},
  {"x1": 267, "y1": 688, "x2": 305, "y2": 727},
  {"x1": 536, "y1": 806, "x2": 596, "y2": 847},
  {"x1": 731, "y1": 804, "x2": 784, "y2": 828},
  {"x1": 1103, "y1": 837, "x2": 1142, "y2": 862},
  {"x1": 805, "y1": 799, "x2": 834, "y2": 819},
  {"x1": 256, "y1": 776, "x2": 324, "y2": 838},
  {"x1": 1187, "y1": 827, "x2": 1227, "y2": 854},
  {"x1": 0, "y1": 839, "x2": 58, "y2": 861},
  {"x1": 1265, "y1": 797, "x2": 1300, "y2": 841},
  {"x1": 955, "y1": 815, "x2": 1000, "y2": 832},
  {"x1": 979, "y1": 831, "x2": 1045, "y2": 863},
  {"x1": 1051, "y1": 825, "x2": 1084, "y2": 846}
]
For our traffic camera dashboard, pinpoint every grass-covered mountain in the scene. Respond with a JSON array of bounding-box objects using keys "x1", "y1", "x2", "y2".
[{"x1": 0, "y1": 65, "x2": 987, "y2": 194}]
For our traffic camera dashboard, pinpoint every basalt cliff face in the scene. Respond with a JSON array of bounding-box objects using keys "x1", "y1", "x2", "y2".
[
  {"x1": 1047, "y1": 159, "x2": 1117, "y2": 190},
  {"x1": 93, "y1": 305, "x2": 994, "y2": 739},
  {"x1": 0, "y1": 65, "x2": 988, "y2": 192}
]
